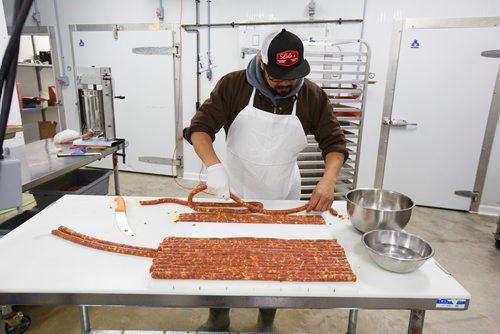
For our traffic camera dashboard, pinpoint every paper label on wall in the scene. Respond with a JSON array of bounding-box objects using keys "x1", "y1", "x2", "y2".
[{"x1": 436, "y1": 298, "x2": 467, "y2": 309}]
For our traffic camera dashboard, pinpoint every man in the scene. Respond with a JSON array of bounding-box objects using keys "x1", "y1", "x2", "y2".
[{"x1": 183, "y1": 29, "x2": 347, "y2": 332}]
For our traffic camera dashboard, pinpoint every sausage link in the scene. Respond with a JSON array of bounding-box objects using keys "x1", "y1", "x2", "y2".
[{"x1": 52, "y1": 228, "x2": 157, "y2": 258}]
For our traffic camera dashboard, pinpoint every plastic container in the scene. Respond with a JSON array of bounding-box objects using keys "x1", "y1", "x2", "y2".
[{"x1": 30, "y1": 169, "x2": 112, "y2": 210}]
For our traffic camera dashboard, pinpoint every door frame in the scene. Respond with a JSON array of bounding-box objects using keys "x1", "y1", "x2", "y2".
[
  {"x1": 375, "y1": 16, "x2": 500, "y2": 212},
  {"x1": 68, "y1": 23, "x2": 184, "y2": 177}
]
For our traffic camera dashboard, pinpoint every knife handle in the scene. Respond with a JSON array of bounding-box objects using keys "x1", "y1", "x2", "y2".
[{"x1": 114, "y1": 196, "x2": 126, "y2": 212}]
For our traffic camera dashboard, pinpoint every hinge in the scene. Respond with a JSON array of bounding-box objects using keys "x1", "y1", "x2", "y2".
[
  {"x1": 113, "y1": 25, "x2": 122, "y2": 40},
  {"x1": 174, "y1": 43, "x2": 181, "y2": 58}
]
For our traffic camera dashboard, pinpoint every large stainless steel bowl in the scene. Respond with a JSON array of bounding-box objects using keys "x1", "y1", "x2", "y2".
[
  {"x1": 362, "y1": 229, "x2": 434, "y2": 273},
  {"x1": 346, "y1": 188, "x2": 415, "y2": 233}
]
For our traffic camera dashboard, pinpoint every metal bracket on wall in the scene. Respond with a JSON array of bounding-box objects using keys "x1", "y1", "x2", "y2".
[{"x1": 241, "y1": 47, "x2": 259, "y2": 59}]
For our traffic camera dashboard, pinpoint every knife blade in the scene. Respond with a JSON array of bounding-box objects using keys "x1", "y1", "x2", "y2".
[{"x1": 114, "y1": 196, "x2": 135, "y2": 236}]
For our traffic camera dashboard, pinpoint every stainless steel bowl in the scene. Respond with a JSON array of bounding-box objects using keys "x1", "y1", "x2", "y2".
[
  {"x1": 362, "y1": 229, "x2": 434, "y2": 273},
  {"x1": 346, "y1": 188, "x2": 415, "y2": 233}
]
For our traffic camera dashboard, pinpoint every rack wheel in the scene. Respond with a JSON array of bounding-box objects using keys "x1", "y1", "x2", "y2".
[{"x1": 4, "y1": 314, "x2": 31, "y2": 334}]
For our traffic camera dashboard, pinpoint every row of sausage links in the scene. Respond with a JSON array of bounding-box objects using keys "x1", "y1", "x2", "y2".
[
  {"x1": 174, "y1": 212, "x2": 326, "y2": 224},
  {"x1": 151, "y1": 237, "x2": 356, "y2": 282},
  {"x1": 51, "y1": 228, "x2": 356, "y2": 282}
]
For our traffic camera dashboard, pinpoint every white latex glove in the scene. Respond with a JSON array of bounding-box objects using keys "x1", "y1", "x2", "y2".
[{"x1": 206, "y1": 163, "x2": 230, "y2": 199}]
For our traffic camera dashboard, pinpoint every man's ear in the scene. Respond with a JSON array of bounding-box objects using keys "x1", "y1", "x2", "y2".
[{"x1": 258, "y1": 55, "x2": 265, "y2": 70}]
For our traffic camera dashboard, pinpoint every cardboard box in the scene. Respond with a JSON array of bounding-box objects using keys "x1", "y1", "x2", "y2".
[{"x1": 38, "y1": 121, "x2": 57, "y2": 139}]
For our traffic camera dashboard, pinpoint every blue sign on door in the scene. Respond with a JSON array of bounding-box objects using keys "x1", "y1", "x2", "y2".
[
  {"x1": 79, "y1": 39, "x2": 85, "y2": 47},
  {"x1": 411, "y1": 39, "x2": 420, "y2": 49}
]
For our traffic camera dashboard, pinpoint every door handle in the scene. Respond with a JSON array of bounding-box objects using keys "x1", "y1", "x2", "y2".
[
  {"x1": 454, "y1": 190, "x2": 479, "y2": 201},
  {"x1": 383, "y1": 118, "x2": 418, "y2": 127}
]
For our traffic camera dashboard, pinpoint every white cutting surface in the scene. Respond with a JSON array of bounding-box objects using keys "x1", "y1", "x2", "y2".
[{"x1": 0, "y1": 195, "x2": 470, "y2": 301}]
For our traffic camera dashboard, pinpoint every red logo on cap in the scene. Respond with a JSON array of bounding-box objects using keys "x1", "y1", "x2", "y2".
[{"x1": 276, "y1": 50, "x2": 299, "y2": 67}]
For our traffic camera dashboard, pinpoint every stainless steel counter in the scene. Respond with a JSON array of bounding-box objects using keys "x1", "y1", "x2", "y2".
[{"x1": 9, "y1": 138, "x2": 124, "y2": 193}]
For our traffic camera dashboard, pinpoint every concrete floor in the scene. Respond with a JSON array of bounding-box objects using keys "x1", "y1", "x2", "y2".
[{"x1": 1, "y1": 171, "x2": 499, "y2": 334}]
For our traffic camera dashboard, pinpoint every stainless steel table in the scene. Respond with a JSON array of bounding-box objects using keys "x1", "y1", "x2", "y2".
[
  {"x1": 0, "y1": 195, "x2": 471, "y2": 334},
  {"x1": 1, "y1": 139, "x2": 125, "y2": 332},
  {"x1": 10, "y1": 138, "x2": 125, "y2": 194}
]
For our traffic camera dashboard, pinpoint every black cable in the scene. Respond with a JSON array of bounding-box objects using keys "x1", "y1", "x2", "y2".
[
  {"x1": 0, "y1": 0, "x2": 34, "y2": 159},
  {"x1": 0, "y1": 0, "x2": 23, "y2": 150},
  {"x1": 0, "y1": 0, "x2": 31, "y2": 86},
  {"x1": 0, "y1": 0, "x2": 32, "y2": 157},
  {"x1": 0, "y1": 0, "x2": 30, "y2": 97}
]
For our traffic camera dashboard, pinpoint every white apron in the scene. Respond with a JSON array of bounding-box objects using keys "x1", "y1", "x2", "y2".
[{"x1": 225, "y1": 88, "x2": 308, "y2": 200}]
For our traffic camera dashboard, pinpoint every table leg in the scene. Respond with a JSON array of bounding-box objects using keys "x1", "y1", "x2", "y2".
[
  {"x1": 495, "y1": 214, "x2": 500, "y2": 249},
  {"x1": 408, "y1": 309, "x2": 425, "y2": 334},
  {"x1": 41, "y1": 108, "x2": 47, "y2": 122},
  {"x1": 79, "y1": 305, "x2": 91, "y2": 333},
  {"x1": 112, "y1": 152, "x2": 120, "y2": 195},
  {"x1": 2, "y1": 305, "x2": 31, "y2": 333},
  {"x1": 346, "y1": 309, "x2": 358, "y2": 334}
]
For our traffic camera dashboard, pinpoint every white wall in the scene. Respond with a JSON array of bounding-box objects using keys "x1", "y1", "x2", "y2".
[{"x1": 2, "y1": 0, "x2": 499, "y2": 212}]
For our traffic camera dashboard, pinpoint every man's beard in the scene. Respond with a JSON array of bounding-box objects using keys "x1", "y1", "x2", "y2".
[{"x1": 273, "y1": 85, "x2": 293, "y2": 96}]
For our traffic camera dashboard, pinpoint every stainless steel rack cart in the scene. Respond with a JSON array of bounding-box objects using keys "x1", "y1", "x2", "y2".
[{"x1": 299, "y1": 40, "x2": 371, "y2": 200}]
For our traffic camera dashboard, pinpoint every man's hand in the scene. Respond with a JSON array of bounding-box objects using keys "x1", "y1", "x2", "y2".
[
  {"x1": 206, "y1": 163, "x2": 230, "y2": 199},
  {"x1": 307, "y1": 178, "x2": 336, "y2": 212},
  {"x1": 307, "y1": 152, "x2": 344, "y2": 211}
]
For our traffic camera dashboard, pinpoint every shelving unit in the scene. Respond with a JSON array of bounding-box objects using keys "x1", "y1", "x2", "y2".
[
  {"x1": 299, "y1": 40, "x2": 371, "y2": 200},
  {"x1": 21, "y1": 105, "x2": 58, "y2": 122},
  {"x1": 18, "y1": 63, "x2": 53, "y2": 69},
  {"x1": 17, "y1": 33, "x2": 59, "y2": 143}
]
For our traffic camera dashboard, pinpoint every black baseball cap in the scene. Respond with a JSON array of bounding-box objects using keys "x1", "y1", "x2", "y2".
[{"x1": 261, "y1": 29, "x2": 310, "y2": 80}]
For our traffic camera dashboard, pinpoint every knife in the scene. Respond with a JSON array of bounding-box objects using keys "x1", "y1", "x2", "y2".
[{"x1": 114, "y1": 196, "x2": 135, "y2": 236}]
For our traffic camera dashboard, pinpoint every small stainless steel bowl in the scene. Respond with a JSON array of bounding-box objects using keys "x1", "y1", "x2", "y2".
[
  {"x1": 346, "y1": 188, "x2": 415, "y2": 233},
  {"x1": 362, "y1": 229, "x2": 434, "y2": 273}
]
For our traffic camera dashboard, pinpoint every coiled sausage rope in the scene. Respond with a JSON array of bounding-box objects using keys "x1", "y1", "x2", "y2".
[{"x1": 140, "y1": 184, "x2": 309, "y2": 215}]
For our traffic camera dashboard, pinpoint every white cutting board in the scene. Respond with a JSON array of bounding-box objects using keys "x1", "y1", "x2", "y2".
[{"x1": 0, "y1": 195, "x2": 469, "y2": 301}]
